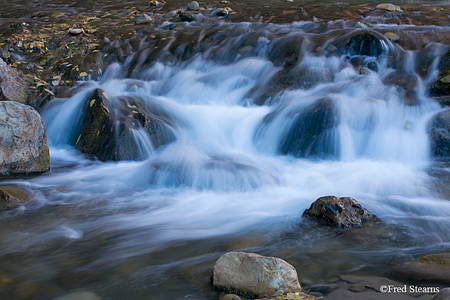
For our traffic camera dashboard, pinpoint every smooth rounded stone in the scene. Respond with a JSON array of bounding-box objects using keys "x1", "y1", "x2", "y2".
[
  {"x1": 431, "y1": 288, "x2": 450, "y2": 300},
  {"x1": 51, "y1": 291, "x2": 101, "y2": 300},
  {"x1": 0, "y1": 101, "x2": 50, "y2": 175},
  {"x1": 393, "y1": 253, "x2": 450, "y2": 284},
  {"x1": 429, "y1": 110, "x2": 450, "y2": 157},
  {"x1": 376, "y1": 3, "x2": 403, "y2": 12},
  {"x1": 163, "y1": 10, "x2": 178, "y2": 18},
  {"x1": 0, "y1": 57, "x2": 28, "y2": 103},
  {"x1": 359, "y1": 67, "x2": 371, "y2": 75},
  {"x1": 219, "y1": 294, "x2": 242, "y2": 300},
  {"x1": 136, "y1": 13, "x2": 153, "y2": 25},
  {"x1": 384, "y1": 32, "x2": 400, "y2": 42},
  {"x1": 188, "y1": 1, "x2": 199, "y2": 11},
  {"x1": 212, "y1": 252, "x2": 302, "y2": 297},
  {"x1": 303, "y1": 196, "x2": 380, "y2": 228},
  {"x1": 68, "y1": 28, "x2": 83, "y2": 36}
]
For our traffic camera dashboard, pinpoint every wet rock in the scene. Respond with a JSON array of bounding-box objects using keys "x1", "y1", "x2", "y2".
[
  {"x1": 429, "y1": 110, "x2": 450, "y2": 158},
  {"x1": 0, "y1": 58, "x2": 29, "y2": 103},
  {"x1": 383, "y1": 72, "x2": 419, "y2": 105},
  {"x1": 355, "y1": 22, "x2": 368, "y2": 29},
  {"x1": 0, "y1": 185, "x2": 30, "y2": 211},
  {"x1": 393, "y1": 253, "x2": 450, "y2": 284},
  {"x1": 212, "y1": 252, "x2": 302, "y2": 297},
  {"x1": 331, "y1": 30, "x2": 390, "y2": 57},
  {"x1": 376, "y1": 3, "x2": 403, "y2": 12},
  {"x1": 384, "y1": 32, "x2": 400, "y2": 42},
  {"x1": 0, "y1": 101, "x2": 50, "y2": 175},
  {"x1": 136, "y1": 14, "x2": 153, "y2": 25},
  {"x1": 339, "y1": 275, "x2": 405, "y2": 292},
  {"x1": 51, "y1": 290, "x2": 101, "y2": 300},
  {"x1": 220, "y1": 294, "x2": 242, "y2": 300},
  {"x1": 179, "y1": 12, "x2": 195, "y2": 22},
  {"x1": 359, "y1": 67, "x2": 370, "y2": 75},
  {"x1": 303, "y1": 196, "x2": 380, "y2": 228},
  {"x1": 348, "y1": 283, "x2": 365, "y2": 292},
  {"x1": 279, "y1": 98, "x2": 337, "y2": 158},
  {"x1": 163, "y1": 10, "x2": 178, "y2": 18},
  {"x1": 188, "y1": 1, "x2": 200, "y2": 11},
  {"x1": 72, "y1": 88, "x2": 175, "y2": 161},
  {"x1": 431, "y1": 288, "x2": 450, "y2": 300},
  {"x1": 267, "y1": 35, "x2": 304, "y2": 68}
]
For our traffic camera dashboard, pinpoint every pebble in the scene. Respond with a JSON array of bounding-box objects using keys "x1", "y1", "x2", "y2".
[
  {"x1": 68, "y1": 28, "x2": 83, "y2": 36},
  {"x1": 135, "y1": 13, "x2": 153, "y2": 25},
  {"x1": 376, "y1": 3, "x2": 403, "y2": 12},
  {"x1": 384, "y1": 32, "x2": 400, "y2": 41},
  {"x1": 163, "y1": 10, "x2": 178, "y2": 18},
  {"x1": 188, "y1": 1, "x2": 200, "y2": 11}
]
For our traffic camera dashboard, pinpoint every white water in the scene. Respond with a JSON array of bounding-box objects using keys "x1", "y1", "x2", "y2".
[{"x1": 2, "y1": 23, "x2": 450, "y2": 299}]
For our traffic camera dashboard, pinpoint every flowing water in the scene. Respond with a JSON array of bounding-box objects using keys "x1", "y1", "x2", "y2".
[{"x1": 1, "y1": 12, "x2": 450, "y2": 300}]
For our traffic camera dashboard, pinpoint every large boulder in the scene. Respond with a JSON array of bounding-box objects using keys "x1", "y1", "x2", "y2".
[
  {"x1": 212, "y1": 252, "x2": 302, "y2": 297},
  {"x1": 72, "y1": 88, "x2": 175, "y2": 161},
  {"x1": 393, "y1": 253, "x2": 450, "y2": 284},
  {"x1": 429, "y1": 110, "x2": 450, "y2": 157},
  {"x1": 0, "y1": 101, "x2": 50, "y2": 175},
  {"x1": 279, "y1": 98, "x2": 337, "y2": 158},
  {"x1": 0, "y1": 58, "x2": 29, "y2": 103},
  {"x1": 303, "y1": 196, "x2": 380, "y2": 228}
]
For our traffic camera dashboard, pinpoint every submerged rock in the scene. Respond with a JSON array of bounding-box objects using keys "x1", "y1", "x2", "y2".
[
  {"x1": 212, "y1": 252, "x2": 302, "y2": 297},
  {"x1": 303, "y1": 196, "x2": 380, "y2": 228},
  {"x1": 393, "y1": 253, "x2": 450, "y2": 284},
  {"x1": 0, "y1": 58, "x2": 29, "y2": 103},
  {"x1": 0, "y1": 185, "x2": 30, "y2": 211},
  {"x1": 429, "y1": 110, "x2": 450, "y2": 158},
  {"x1": 51, "y1": 290, "x2": 101, "y2": 300},
  {"x1": 0, "y1": 101, "x2": 50, "y2": 175}
]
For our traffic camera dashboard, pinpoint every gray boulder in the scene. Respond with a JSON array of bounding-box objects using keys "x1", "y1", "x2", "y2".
[
  {"x1": 303, "y1": 196, "x2": 380, "y2": 228},
  {"x1": 0, "y1": 101, "x2": 50, "y2": 175},
  {"x1": 212, "y1": 252, "x2": 302, "y2": 297},
  {"x1": 0, "y1": 58, "x2": 29, "y2": 103}
]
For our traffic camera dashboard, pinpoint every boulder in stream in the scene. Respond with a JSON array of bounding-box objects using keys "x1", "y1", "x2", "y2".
[
  {"x1": 303, "y1": 196, "x2": 380, "y2": 228},
  {"x1": 73, "y1": 88, "x2": 175, "y2": 161},
  {"x1": 212, "y1": 252, "x2": 302, "y2": 297},
  {"x1": 429, "y1": 110, "x2": 450, "y2": 158},
  {"x1": 0, "y1": 58, "x2": 29, "y2": 103},
  {"x1": 0, "y1": 185, "x2": 30, "y2": 211},
  {"x1": 0, "y1": 101, "x2": 50, "y2": 175}
]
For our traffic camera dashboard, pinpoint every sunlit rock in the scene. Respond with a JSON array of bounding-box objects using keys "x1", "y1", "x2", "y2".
[
  {"x1": 213, "y1": 252, "x2": 302, "y2": 297},
  {"x1": 429, "y1": 110, "x2": 450, "y2": 157},
  {"x1": 0, "y1": 58, "x2": 29, "y2": 103},
  {"x1": 384, "y1": 32, "x2": 400, "y2": 42},
  {"x1": 303, "y1": 196, "x2": 380, "y2": 228},
  {"x1": 188, "y1": 1, "x2": 199, "y2": 11},
  {"x1": 0, "y1": 101, "x2": 50, "y2": 175},
  {"x1": 135, "y1": 13, "x2": 153, "y2": 25},
  {"x1": 376, "y1": 3, "x2": 403, "y2": 12}
]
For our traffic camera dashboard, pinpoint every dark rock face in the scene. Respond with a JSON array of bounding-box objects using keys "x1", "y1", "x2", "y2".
[
  {"x1": 331, "y1": 30, "x2": 391, "y2": 57},
  {"x1": 0, "y1": 101, "x2": 50, "y2": 175},
  {"x1": 212, "y1": 252, "x2": 302, "y2": 298},
  {"x1": 303, "y1": 196, "x2": 380, "y2": 228},
  {"x1": 279, "y1": 98, "x2": 337, "y2": 158},
  {"x1": 72, "y1": 88, "x2": 175, "y2": 161},
  {"x1": 429, "y1": 110, "x2": 450, "y2": 158}
]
